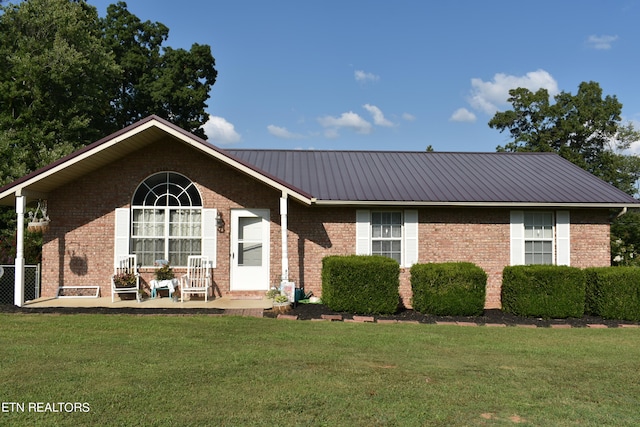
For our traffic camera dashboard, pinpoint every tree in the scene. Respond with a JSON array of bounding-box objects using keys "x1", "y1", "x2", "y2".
[
  {"x1": 489, "y1": 81, "x2": 640, "y2": 196},
  {"x1": 0, "y1": 0, "x2": 217, "y2": 262},
  {"x1": 101, "y1": 1, "x2": 217, "y2": 138},
  {"x1": 0, "y1": 0, "x2": 120, "y2": 184},
  {"x1": 0, "y1": 0, "x2": 218, "y2": 185}
]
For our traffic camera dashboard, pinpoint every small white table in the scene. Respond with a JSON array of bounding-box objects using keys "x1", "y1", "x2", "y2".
[{"x1": 149, "y1": 279, "x2": 179, "y2": 298}]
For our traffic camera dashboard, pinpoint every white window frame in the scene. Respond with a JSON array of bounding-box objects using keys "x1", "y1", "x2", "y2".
[
  {"x1": 510, "y1": 210, "x2": 570, "y2": 266},
  {"x1": 524, "y1": 211, "x2": 554, "y2": 265},
  {"x1": 356, "y1": 209, "x2": 418, "y2": 267},
  {"x1": 114, "y1": 172, "x2": 217, "y2": 268}
]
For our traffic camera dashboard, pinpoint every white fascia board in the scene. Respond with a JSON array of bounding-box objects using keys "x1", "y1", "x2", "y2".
[{"x1": 310, "y1": 199, "x2": 640, "y2": 209}]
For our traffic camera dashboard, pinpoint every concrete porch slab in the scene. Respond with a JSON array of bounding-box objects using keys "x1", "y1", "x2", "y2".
[{"x1": 23, "y1": 296, "x2": 273, "y2": 310}]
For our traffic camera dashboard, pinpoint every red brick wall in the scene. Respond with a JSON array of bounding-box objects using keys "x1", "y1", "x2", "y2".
[
  {"x1": 40, "y1": 138, "x2": 612, "y2": 308},
  {"x1": 41, "y1": 138, "x2": 281, "y2": 298},
  {"x1": 284, "y1": 207, "x2": 612, "y2": 309}
]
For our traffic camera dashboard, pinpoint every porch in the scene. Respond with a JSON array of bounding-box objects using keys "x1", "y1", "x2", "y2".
[{"x1": 22, "y1": 295, "x2": 274, "y2": 312}]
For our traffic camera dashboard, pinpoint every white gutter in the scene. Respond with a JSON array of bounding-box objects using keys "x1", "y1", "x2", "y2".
[{"x1": 310, "y1": 200, "x2": 640, "y2": 209}]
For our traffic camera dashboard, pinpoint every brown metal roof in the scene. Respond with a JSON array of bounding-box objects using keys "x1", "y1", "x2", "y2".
[
  {"x1": 0, "y1": 115, "x2": 637, "y2": 208},
  {"x1": 227, "y1": 149, "x2": 640, "y2": 206}
]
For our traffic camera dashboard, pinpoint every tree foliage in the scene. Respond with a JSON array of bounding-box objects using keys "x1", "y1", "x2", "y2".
[
  {"x1": 489, "y1": 81, "x2": 640, "y2": 196},
  {"x1": 0, "y1": 0, "x2": 120, "y2": 183},
  {"x1": 0, "y1": 0, "x2": 217, "y2": 262},
  {"x1": 0, "y1": 0, "x2": 217, "y2": 185},
  {"x1": 101, "y1": 2, "x2": 217, "y2": 138}
]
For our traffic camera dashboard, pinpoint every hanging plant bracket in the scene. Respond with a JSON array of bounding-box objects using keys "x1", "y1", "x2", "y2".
[{"x1": 27, "y1": 199, "x2": 51, "y2": 233}]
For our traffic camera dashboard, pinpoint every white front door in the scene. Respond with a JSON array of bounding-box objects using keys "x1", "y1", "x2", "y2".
[{"x1": 230, "y1": 209, "x2": 270, "y2": 291}]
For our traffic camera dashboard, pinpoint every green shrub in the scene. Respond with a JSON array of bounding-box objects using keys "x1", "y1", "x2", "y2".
[
  {"x1": 410, "y1": 262, "x2": 486, "y2": 316},
  {"x1": 321, "y1": 255, "x2": 400, "y2": 315},
  {"x1": 502, "y1": 265, "x2": 585, "y2": 318},
  {"x1": 585, "y1": 267, "x2": 640, "y2": 321}
]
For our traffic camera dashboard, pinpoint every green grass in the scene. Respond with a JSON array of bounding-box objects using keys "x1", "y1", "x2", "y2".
[{"x1": 1, "y1": 314, "x2": 639, "y2": 426}]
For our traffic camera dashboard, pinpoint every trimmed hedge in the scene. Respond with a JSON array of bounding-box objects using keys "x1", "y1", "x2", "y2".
[
  {"x1": 585, "y1": 267, "x2": 640, "y2": 321},
  {"x1": 321, "y1": 255, "x2": 400, "y2": 315},
  {"x1": 502, "y1": 265, "x2": 585, "y2": 318},
  {"x1": 410, "y1": 262, "x2": 486, "y2": 316}
]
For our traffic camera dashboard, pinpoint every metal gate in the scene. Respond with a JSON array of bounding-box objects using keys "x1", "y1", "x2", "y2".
[{"x1": 0, "y1": 264, "x2": 41, "y2": 304}]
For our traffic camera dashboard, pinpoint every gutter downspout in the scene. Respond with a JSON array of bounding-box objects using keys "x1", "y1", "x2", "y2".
[
  {"x1": 616, "y1": 207, "x2": 628, "y2": 219},
  {"x1": 14, "y1": 195, "x2": 25, "y2": 307}
]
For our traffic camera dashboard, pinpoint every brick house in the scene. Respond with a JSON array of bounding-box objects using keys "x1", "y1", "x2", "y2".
[{"x1": 1, "y1": 116, "x2": 638, "y2": 308}]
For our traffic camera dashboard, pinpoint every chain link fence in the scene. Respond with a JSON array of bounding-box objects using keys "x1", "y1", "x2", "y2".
[{"x1": 0, "y1": 264, "x2": 41, "y2": 304}]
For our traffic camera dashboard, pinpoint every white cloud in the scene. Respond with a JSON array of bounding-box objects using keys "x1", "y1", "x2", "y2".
[
  {"x1": 363, "y1": 104, "x2": 394, "y2": 127},
  {"x1": 587, "y1": 34, "x2": 618, "y2": 50},
  {"x1": 202, "y1": 115, "x2": 241, "y2": 145},
  {"x1": 467, "y1": 69, "x2": 559, "y2": 115},
  {"x1": 402, "y1": 112, "x2": 416, "y2": 121},
  {"x1": 450, "y1": 108, "x2": 477, "y2": 123},
  {"x1": 267, "y1": 125, "x2": 304, "y2": 139},
  {"x1": 354, "y1": 70, "x2": 380, "y2": 83},
  {"x1": 318, "y1": 111, "x2": 372, "y2": 137}
]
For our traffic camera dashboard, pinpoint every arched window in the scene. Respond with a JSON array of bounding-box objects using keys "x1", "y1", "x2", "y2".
[{"x1": 131, "y1": 172, "x2": 203, "y2": 267}]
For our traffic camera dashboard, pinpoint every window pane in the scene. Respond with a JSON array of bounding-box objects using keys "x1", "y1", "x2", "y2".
[
  {"x1": 169, "y1": 239, "x2": 201, "y2": 266},
  {"x1": 391, "y1": 212, "x2": 402, "y2": 224},
  {"x1": 238, "y1": 243, "x2": 262, "y2": 266},
  {"x1": 132, "y1": 238, "x2": 164, "y2": 266},
  {"x1": 371, "y1": 211, "x2": 402, "y2": 263},
  {"x1": 239, "y1": 217, "x2": 262, "y2": 240}
]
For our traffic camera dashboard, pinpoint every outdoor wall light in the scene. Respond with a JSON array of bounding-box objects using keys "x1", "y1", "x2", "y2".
[{"x1": 216, "y1": 212, "x2": 225, "y2": 233}]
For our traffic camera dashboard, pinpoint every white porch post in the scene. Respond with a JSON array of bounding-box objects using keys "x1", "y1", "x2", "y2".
[
  {"x1": 14, "y1": 195, "x2": 25, "y2": 307},
  {"x1": 280, "y1": 193, "x2": 289, "y2": 283}
]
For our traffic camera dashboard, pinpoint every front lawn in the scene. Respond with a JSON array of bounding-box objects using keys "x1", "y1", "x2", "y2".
[{"x1": 1, "y1": 314, "x2": 639, "y2": 426}]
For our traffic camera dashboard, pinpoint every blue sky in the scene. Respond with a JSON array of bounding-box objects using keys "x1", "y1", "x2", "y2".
[{"x1": 89, "y1": 0, "x2": 640, "y2": 153}]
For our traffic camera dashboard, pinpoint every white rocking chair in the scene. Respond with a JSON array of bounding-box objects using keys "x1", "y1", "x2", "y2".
[
  {"x1": 111, "y1": 254, "x2": 140, "y2": 303},
  {"x1": 180, "y1": 256, "x2": 211, "y2": 302}
]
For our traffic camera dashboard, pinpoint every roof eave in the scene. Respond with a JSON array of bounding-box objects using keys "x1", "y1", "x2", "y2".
[{"x1": 310, "y1": 199, "x2": 640, "y2": 208}]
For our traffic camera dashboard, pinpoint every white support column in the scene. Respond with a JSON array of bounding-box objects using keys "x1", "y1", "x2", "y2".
[
  {"x1": 14, "y1": 195, "x2": 25, "y2": 307},
  {"x1": 280, "y1": 193, "x2": 289, "y2": 283}
]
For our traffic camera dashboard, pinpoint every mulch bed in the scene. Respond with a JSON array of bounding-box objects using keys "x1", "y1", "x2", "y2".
[
  {"x1": 1, "y1": 303, "x2": 638, "y2": 327},
  {"x1": 263, "y1": 303, "x2": 640, "y2": 328}
]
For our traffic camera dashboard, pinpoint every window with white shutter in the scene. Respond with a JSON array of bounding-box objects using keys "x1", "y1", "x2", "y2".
[
  {"x1": 356, "y1": 209, "x2": 418, "y2": 267},
  {"x1": 510, "y1": 210, "x2": 570, "y2": 266}
]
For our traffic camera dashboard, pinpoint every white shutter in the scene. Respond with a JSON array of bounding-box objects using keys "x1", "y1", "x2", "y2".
[
  {"x1": 114, "y1": 208, "x2": 131, "y2": 267},
  {"x1": 404, "y1": 210, "x2": 419, "y2": 267},
  {"x1": 556, "y1": 210, "x2": 570, "y2": 266},
  {"x1": 510, "y1": 210, "x2": 525, "y2": 265},
  {"x1": 202, "y1": 208, "x2": 217, "y2": 268},
  {"x1": 356, "y1": 210, "x2": 371, "y2": 255}
]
